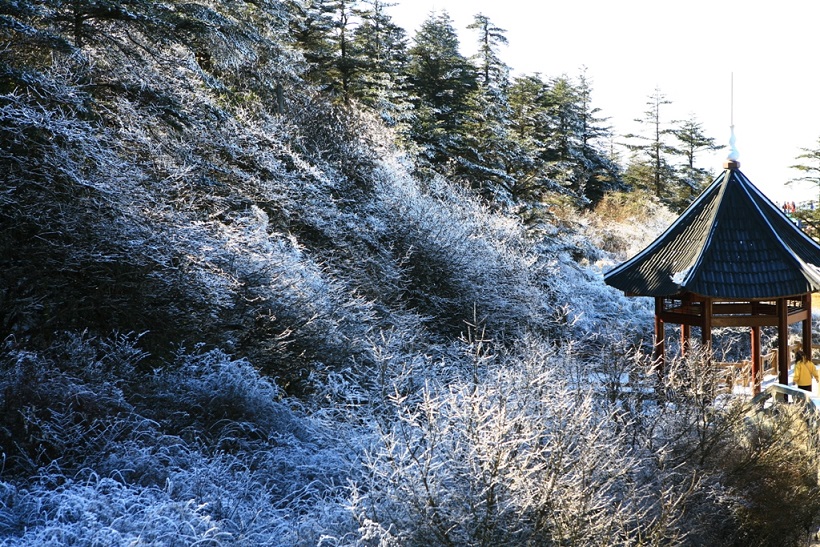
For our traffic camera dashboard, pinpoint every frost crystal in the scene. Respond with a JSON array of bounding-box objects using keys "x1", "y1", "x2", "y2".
[{"x1": 671, "y1": 266, "x2": 692, "y2": 285}]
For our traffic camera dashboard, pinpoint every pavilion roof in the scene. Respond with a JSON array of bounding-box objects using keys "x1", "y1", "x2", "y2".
[{"x1": 604, "y1": 165, "x2": 820, "y2": 299}]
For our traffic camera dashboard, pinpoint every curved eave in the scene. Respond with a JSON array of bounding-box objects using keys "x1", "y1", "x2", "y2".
[
  {"x1": 603, "y1": 170, "x2": 726, "y2": 297},
  {"x1": 605, "y1": 167, "x2": 820, "y2": 299},
  {"x1": 683, "y1": 170, "x2": 820, "y2": 299}
]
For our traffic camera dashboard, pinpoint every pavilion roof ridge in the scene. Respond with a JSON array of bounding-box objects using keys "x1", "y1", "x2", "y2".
[
  {"x1": 732, "y1": 170, "x2": 820, "y2": 290},
  {"x1": 604, "y1": 166, "x2": 820, "y2": 299}
]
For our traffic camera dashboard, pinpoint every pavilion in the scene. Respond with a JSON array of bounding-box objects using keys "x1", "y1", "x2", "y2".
[{"x1": 604, "y1": 159, "x2": 820, "y2": 394}]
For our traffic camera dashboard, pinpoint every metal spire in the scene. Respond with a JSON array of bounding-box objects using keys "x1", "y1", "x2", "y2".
[{"x1": 726, "y1": 72, "x2": 740, "y2": 169}]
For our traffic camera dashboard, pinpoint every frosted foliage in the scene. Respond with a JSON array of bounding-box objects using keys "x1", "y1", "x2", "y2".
[
  {"x1": 550, "y1": 257, "x2": 655, "y2": 339},
  {"x1": 187, "y1": 208, "x2": 374, "y2": 354},
  {"x1": 586, "y1": 200, "x2": 678, "y2": 268},
  {"x1": 0, "y1": 476, "x2": 231, "y2": 546},
  {"x1": 536, "y1": 196, "x2": 678, "y2": 337},
  {"x1": 351, "y1": 348, "x2": 689, "y2": 546},
  {"x1": 3, "y1": 335, "x2": 817, "y2": 546},
  {"x1": 1, "y1": 68, "x2": 378, "y2": 371},
  {"x1": 372, "y1": 162, "x2": 541, "y2": 336},
  {"x1": 0, "y1": 339, "x2": 358, "y2": 546},
  {"x1": 6, "y1": 2, "x2": 820, "y2": 543}
]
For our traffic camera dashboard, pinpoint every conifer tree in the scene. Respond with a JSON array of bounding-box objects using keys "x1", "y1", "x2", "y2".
[
  {"x1": 672, "y1": 116, "x2": 721, "y2": 207},
  {"x1": 468, "y1": 13, "x2": 508, "y2": 90},
  {"x1": 543, "y1": 75, "x2": 582, "y2": 163},
  {"x1": 790, "y1": 137, "x2": 820, "y2": 194},
  {"x1": 350, "y1": 0, "x2": 410, "y2": 124},
  {"x1": 34, "y1": 0, "x2": 144, "y2": 47},
  {"x1": 405, "y1": 11, "x2": 477, "y2": 166},
  {"x1": 289, "y1": 0, "x2": 361, "y2": 98},
  {"x1": 575, "y1": 70, "x2": 624, "y2": 205},
  {"x1": 459, "y1": 13, "x2": 518, "y2": 203},
  {"x1": 538, "y1": 74, "x2": 607, "y2": 203},
  {"x1": 19, "y1": 0, "x2": 181, "y2": 50},
  {"x1": 507, "y1": 74, "x2": 559, "y2": 203},
  {"x1": 788, "y1": 138, "x2": 820, "y2": 236},
  {"x1": 623, "y1": 87, "x2": 679, "y2": 202},
  {"x1": 507, "y1": 71, "x2": 620, "y2": 207},
  {"x1": 335, "y1": 0, "x2": 359, "y2": 99}
]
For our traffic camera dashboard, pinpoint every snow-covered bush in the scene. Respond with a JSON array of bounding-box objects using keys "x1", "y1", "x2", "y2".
[
  {"x1": 0, "y1": 333, "x2": 147, "y2": 478},
  {"x1": 594, "y1": 347, "x2": 820, "y2": 546},
  {"x1": 0, "y1": 335, "x2": 361, "y2": 545},
  {"x1": 333, "y1": 336, "x2": 820, "y2": 547},
  {"x1": 349, "y1": 340, "x2": 692, "y2": 546},
  {"x1": 585, "y1": 190, "x2": 677, "y2": 265},
  {"x1": 371, "y1": 163, "x2": 544, "y2": 340}
]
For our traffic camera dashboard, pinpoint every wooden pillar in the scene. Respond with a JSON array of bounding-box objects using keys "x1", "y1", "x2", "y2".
[
  {"x1": 751, "y1": 325, "x2": 761, "y2": 395},
  {"x1": 654, "y1": 297, "x2": 665, "y2": 374},
  {"x1": 701, "y1": 298, "x2": 713, "y2": 352},
  {"x1": 777, "y1": 297, "x2": 790, "y2": 386},
  {"x1": 803, "y1": 294, "x2": 813, "y2": 362},
  {"x1": 680, "y1": 293, "x2": 691, "y2": 356}
]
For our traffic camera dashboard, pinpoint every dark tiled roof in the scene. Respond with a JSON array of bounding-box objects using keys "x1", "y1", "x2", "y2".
[{"x1": 604, "y1": 167, "x2": 820, "y2": 299}]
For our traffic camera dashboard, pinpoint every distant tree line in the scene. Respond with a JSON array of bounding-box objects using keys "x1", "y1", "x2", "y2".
[
  {"x1": 5, "y1": 3, "x2": 820, "y2": 545},
  {"x1": 1, "y1": 0, "x2": 723, "y2": 214},
  {"x1": 287, "y1": 1, "x2": 723, "y2": 213}
]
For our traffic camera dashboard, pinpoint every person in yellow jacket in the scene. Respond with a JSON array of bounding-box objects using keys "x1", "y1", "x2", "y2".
[{"x1": 792, "y1": 350, "x2": 820, "y2": 392}]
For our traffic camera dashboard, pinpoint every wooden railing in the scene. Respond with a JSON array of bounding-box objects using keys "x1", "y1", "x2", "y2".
[{"x1": 716, "y1": 350, "x2": 778, "y2": 389}]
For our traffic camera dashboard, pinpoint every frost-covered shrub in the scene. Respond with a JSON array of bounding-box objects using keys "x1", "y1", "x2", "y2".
[
  {"x1": 352, "y1": 342, "x2": 690, "y2": 546},
  {"x1": 0, "y1": 334, "x2": 149, "y2": 478},
  {"x1": 0, "y1": 67, "x2": 383, "y2": 386},
  {"x1": 0, "y1": 336, "x2": 362, "y2": 545},
  {"x1": 586, "y1": 190, "x2": 677, "y2": 264},
  {"x1": 523, "y1": 189, "x2": 674, "y2": 343},
  {"x1": 342, "y1": 335, "x2": 820, "y2": 547},
  {"x1": 143, "y1": 347, "x2": 303, "y2": 440},
  {"x1": 181, "y1": 206, "x2": 378, "y2": 389},
  {"x1": 706, "y1": 402, "x2": 820, "y2": 547},
  {"x1": 372, "y1": 163, "x2": 543, "y2": 340},
  {"x1": 1, "y1": 2, "x2": 382, "y2": 387},
  {"x1": 287, "y1": 95, "x2": 380, "y2": 199},
  {"x1": 0, "y1": 82, "x2": 238, "y2": 355},
  {"x1": 596, "y1": 348, "x2": 820, "y2": 546},
  {"x1": 0, "y1": 470, "x2": 235, "y2": 546}
]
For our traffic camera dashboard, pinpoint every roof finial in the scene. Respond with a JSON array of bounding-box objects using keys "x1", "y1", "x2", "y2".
[{"x1": 725, "y1": 72, "x2": 740, "y2": 170}]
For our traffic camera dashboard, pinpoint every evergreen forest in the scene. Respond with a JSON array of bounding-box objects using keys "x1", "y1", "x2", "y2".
[{"x1": 2, "y1": 1, "x2": 820, "y2": 545}]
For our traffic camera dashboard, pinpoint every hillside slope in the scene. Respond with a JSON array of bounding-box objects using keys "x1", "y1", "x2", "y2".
[{"x1": 3, "y1": 3, "x2": 818, "y2": 545}]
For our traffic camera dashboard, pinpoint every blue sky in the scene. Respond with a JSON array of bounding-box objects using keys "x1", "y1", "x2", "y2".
[{"x1": 389, "y1": 0, "x2": 820, "y2": 204}]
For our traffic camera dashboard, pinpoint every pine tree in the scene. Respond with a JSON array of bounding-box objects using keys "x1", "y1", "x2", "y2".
[
  {"x1": 575, "y1": 69, "x2": 623, "y2": 205},
  {"x1": 349, "y1": 0, "x2": 410, "y2": 125},
  {"x1": 458, "y1": 13, "x2": 518, "y2": 203},
  {"x1": 788, "y1": 138, "x2": 820, "y2": 237},
  {"x1": 405, "y1": 11, "x2": 477, "y2": 166},
  {"x1": 543, "y1": 75, "x2": 582, "y2": 164},
  {"x1": 623, "y1": 87, "x2": 679, "y2": 202},
  {"x1": 790, "y1": 137, "x2": 820, "y2": 194},
  {"x1": 468, "y1": 13, "x2": 508, "y2": 90},
  {"x1": 335, "y1": 0, "x2": 359, "y2": 99},
  {"x1": 672, "y1": 116, "x2": 721, "y2": 207},
  {"x1": 507, "y1": 71, "x2": 621, "y2": 207},
  {"x1": 23, "y1": 0, "x2": 160, "y2": 48},
  {"x1": 289, "y1": 0, "x2": 361, "y2": 98},
  {"x1": 507, "y1": 74, "x2": 558, "y2": 203},
  {"x1": 623, "y1": 153, "x2": 657, "y2": 197}
]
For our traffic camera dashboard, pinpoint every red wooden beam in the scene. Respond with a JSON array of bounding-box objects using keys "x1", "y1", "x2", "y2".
[
  {"x1": 654, "y1": 297, "x2": 665, "y2": 375},
  {"x1": 751, "y1": 325, "x2": 761, "y2": 395},
  {"x1": 777, "y1": 297, "x2": 790, "y2": 386},
  {"x1": 803, "y1": 293, "x2": 812, "y2": 361}
]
